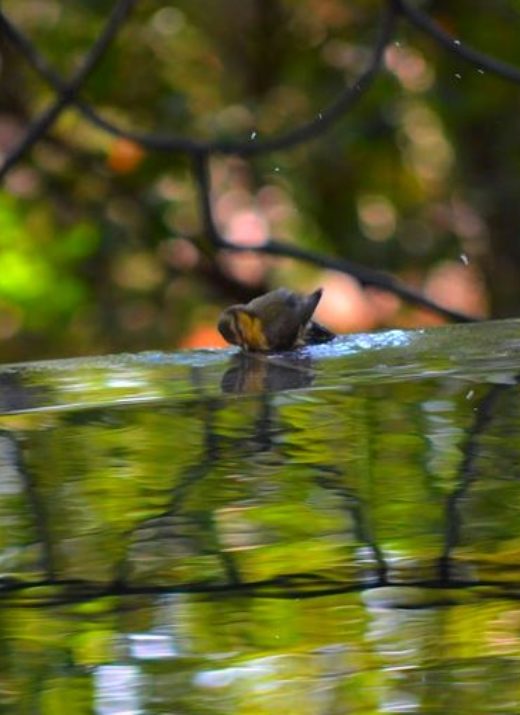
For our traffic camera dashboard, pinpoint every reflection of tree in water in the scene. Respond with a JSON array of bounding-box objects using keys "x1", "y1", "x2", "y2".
[
  {"x1": 118, "y1": 393, "x2": 243, "y2": 590},
  {"x1": 0, "y1": 428, "x2": 60, "y2": 586},
  {"x1": 439, "y1": 379, "x2": 520, "y2": 586},
  {"x1": 2, "y1": 369, "x2": 520, "y2": 608},
  {"x1": 119, "y1": 357, "x2": 319, "y2": 596},
  {"x1": 315, "y1": 469, "x2": 388, "y2": 586}
]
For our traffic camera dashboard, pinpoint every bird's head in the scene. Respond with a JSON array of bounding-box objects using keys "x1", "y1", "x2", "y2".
[
  {"x1": 218, "y1": 306, "x2": 242, "y2": 347},
  {"x1": 218, "y1": 305, "x2": 269, "y2": 351}
]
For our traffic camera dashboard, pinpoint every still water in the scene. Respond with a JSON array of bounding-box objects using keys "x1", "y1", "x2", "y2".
[{"x1": 1, "y1": 320, "x2": 520, "y2": 713}]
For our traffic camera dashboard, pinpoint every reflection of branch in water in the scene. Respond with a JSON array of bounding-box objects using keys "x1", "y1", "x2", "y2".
[
  {"x1": 5, "y1": 571, "x2": 520, "y2": 608},
  {"x1": 249, "y1": 395, "x2": 276, "y2": 453},
  {"x1": 0, "y1": 574, "x2": 364, "y2": 607},
  {"x1": 116, "y1": 355, "x2": 316, "y2": 591},
  {"x1": 439, "y1": 382, "x2": 512, "y2": 584},
  {"x1": 316, "y1": 471, "x2": 388, "y2": 585},
  {"x1": 1, "y1": 431, "x2": 57, "y2": 580},
  {"x1": 221, "y1": 353, "x2": 316, "y2": 394},
  {"x1": 114, "y1": 392, "x2": 242, "y2": 589}
]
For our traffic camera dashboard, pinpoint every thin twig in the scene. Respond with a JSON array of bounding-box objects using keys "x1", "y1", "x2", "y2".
[
  {"x1": 394, "y1": 0, "x2": 520, "y2": 83},
  {"x1": 231, "y1": 239, "x2": 478, "y2": 323},
  {"x1": 0, "y1": 0, "x2": 138, "y2": 180},
  {"x1": 193, "y1": 151, "x2": 479, "y2": 323}
]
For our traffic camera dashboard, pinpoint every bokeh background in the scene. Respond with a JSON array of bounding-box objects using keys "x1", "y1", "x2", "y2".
[{"x1": 1, "y1": 0, "x2": 519, "y2": 362}]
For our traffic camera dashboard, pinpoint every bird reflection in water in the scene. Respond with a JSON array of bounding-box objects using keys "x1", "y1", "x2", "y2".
[{"x1": 221, "y1": 352, "x2": 316, "y2": 394}]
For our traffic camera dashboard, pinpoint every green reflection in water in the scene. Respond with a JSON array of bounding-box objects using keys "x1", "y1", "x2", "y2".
[
  {"x1": 0, "y1": 320, "x2": 520, "y2": 713},
  {"x1": 1, "y1": 593, "x2": 520, "y2": 714}
]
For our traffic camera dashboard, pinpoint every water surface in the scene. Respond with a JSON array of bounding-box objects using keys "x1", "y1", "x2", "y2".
[{"x1": 1, "y1": 319, "x2": 520, "y2": 713}]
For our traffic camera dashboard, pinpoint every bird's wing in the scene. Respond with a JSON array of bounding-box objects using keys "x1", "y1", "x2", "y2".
[
  {"x1": 246, "y1": 288, "x2": 292, "y2": 318},
  {"x1": 264, "y1": 289, "x2": 323, "y2": 349}
]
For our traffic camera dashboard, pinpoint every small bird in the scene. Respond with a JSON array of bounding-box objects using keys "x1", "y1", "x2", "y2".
[{"x1": 218, "y1": 287, "x2": 335, "y2": 352}]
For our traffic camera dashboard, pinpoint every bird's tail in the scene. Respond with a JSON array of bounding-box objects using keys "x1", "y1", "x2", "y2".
[{"x1": 304, "y1": 320, "x2": 336, "y2": 345}]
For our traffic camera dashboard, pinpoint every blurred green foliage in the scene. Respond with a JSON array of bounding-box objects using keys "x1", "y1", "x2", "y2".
[{"x1": 1, "y1": 0, "x2": 520, "y2": 361}]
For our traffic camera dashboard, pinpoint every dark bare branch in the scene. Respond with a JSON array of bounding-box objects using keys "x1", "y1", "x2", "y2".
[
  {"x1": 193, "y1": 152, "x2": 479, "y2": 323},
  {"x1": 394, "y1": 0, "x2": 520, "y2": 83},
  {"x1": 0, "y1": 0, "x2": 138, "y2": 180}
]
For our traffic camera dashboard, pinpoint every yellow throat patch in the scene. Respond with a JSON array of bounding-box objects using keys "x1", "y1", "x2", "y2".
[{"x1": 235, "y1": 311, "x2": 269, "y2": 351}]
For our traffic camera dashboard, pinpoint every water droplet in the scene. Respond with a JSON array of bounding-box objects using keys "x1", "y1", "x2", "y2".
[
  {"x1": 455, "y1": 73, "x2": 462, "y2": 79},
  {"x1": 454, "y1": 39, "x2": 461, "y2": 45},
  {"x1": 250, "y1": 131, "x2": 257, "y2": 140},
  {"x1": 318, "y1": 113, "x2": 323, "y2": 120},
  {"x1": 274, "y1": 167, "x2": 280, "y2": 172},
  {"x1": 395, "y1": 41, "x2": 401, "y2": 47},
  {"x1": 478, "y1": 68, "x2": 485, "y2": 74},
  {"x1": 460, "y1": 253, "x2": 469, "y2": 265},
  {"x1": 466, "y1": 389, "x2": 475, "y2": 401}
]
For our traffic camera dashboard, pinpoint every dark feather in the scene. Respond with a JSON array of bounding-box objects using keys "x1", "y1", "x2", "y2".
[{"x1": 304, "y1": 320, "x2": 336, "y2": 345}]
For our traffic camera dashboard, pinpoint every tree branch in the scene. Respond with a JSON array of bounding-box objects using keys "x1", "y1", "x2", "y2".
[
  {"x1": 0, "y1": 0, "x2": 138, "y2": 180},
  {"x1": 394, "y1": 0, "x2": 520, "y2": 83},
  {"x1": 192, "y1": 152, "x2": 479, "y2": 323}
]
